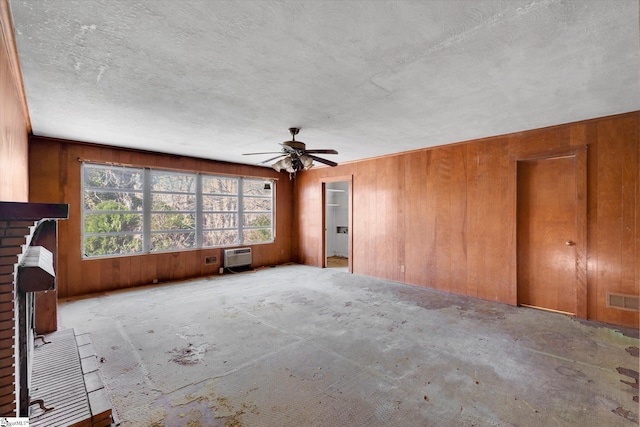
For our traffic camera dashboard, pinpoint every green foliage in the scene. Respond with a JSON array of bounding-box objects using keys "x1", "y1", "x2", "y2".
[
  {"x1": 149, "y1": 201, "x2": 196, "y2": 252},
  {"x1": 243, "y1": 214, "x2": 272, "y2": 243},
  {"x1": 84, "y1": 201, "x2": 142, "y2": 256}
]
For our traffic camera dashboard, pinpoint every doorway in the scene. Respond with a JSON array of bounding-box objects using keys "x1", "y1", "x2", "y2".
[
  {"x1": 515, "y1": 147, "x2": 587, "y2": 318},
  {"x1": 323, "y1": 177, "x2": 352, "y2": 272}
]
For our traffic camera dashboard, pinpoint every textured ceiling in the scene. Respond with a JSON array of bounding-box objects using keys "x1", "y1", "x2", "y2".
[{"x1": 9, "y1": 0, "x2": 640, "y2": 167}]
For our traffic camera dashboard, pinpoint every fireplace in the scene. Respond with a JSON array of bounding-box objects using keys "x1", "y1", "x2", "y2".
[{"x1": 0, "y1": 202, "x2": 68, "y2": 417}]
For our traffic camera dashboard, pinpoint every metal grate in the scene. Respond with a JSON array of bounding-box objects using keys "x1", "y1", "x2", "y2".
[
  {"x1": 608, "y1": 293, "x2": 640, "y2": 312},
  {"x1": 224, "y1": 248, "x2": 252, "y2": 268}
]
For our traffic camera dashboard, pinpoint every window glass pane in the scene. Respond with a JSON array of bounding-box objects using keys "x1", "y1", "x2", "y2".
[
  {"x1": 82, "y1": 164, "x2": 275, "y2": 257},
  {"x1": 202, "y1": 176, "x2": 238, "y2": 194},
  {"x1": 243, "y1": 213, "x2": 272, "y2": 228},
  {"x1": 84, "y1": 212, "x2": 143, "y2": 233},
  {"x1": 84, "y1": 234, "x2": 143, "y2": 257},
  {"x1": 151, "y1": 193, "x2": 196, "y2": 211},
  {"x1": 84, "y1": 192, "x2": 143, "y2": 211},
  {"x1": 150, "y1": 232, "x2": 195, "y2": 251},
  {"x1": 243, "y1": 179, "x2": 272, "y2": 196},
  {"x1": 203, "y1": 213, "x2": 237, "y2": 229},
  {"x1": 203, "y1": 230, "x2": 238, "y2": 247},
  {"x1": 83, "y1": 166, "x2": 143, "y2": 190},
  {"x1": 202, "y1": 195, "x2": 237, "y2": 211},
  {"x1": 243, "y1": 228, "x2": 272, "y2": 244},
  {"x1": 151, "y1": 172, "x2": 196, "y2": 193},
  {"x1": 151, "y1": 213, "x2": 196, "y2": 231},
  {"x1": 242, "y1": 197, "x2": 271, "y2": 212}
]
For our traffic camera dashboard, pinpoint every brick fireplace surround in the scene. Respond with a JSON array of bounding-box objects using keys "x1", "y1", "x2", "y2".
[{"x1": 0, "y1": 201, "x2": 68, "y2": 416}]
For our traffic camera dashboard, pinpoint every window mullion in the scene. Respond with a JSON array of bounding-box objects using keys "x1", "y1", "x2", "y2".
[
  {"x1": 196, "y1": 174, "x2": 203, "y2": 248},
  {"x1": 143, "y1": 168, "x2": 151, "y2": 252},
  {"x1": 237, "y1": 177, "x2": 243, "y2": 245}
]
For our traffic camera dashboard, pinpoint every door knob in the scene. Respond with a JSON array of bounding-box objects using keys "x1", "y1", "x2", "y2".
[{"x1": 565, "y1": 240, "x2": 575, "y2": 246}]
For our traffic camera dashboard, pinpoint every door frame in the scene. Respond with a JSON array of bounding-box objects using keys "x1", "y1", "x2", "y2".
[
  {"x1": 321, "y1": 175, "x2": 353, "y2": 273},
  {"x1": 509, "y1": 145, "x2": 587, "y2": 319}
]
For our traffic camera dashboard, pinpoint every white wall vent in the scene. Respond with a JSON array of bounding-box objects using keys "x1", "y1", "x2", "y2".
[
  {"x1": 224, "y1": 248, "x2": 252, "y2": 268},
  {"x1": 608, "y1": 293, "x2": 640, "y2": 312}
]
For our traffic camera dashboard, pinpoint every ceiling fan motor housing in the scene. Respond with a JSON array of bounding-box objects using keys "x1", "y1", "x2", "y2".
[{"x1": 282, "y1": 140, "x2": 306, "y2": 151}]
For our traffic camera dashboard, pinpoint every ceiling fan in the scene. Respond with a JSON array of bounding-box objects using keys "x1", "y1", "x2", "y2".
[{"x1": 243, "y1": 128, "x2": 338, "y2": 178}]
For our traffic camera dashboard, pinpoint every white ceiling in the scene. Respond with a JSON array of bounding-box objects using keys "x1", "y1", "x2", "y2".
[{"x1": 9, "y1": 0, "x2": 640, "y2": 168}]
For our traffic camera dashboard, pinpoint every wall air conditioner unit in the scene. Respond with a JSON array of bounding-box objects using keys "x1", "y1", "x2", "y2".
[{"x1": 224, "y1": 248, "x2": 252, "y2": 269}]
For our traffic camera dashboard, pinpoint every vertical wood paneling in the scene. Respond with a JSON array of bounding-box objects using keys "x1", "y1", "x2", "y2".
[
  {"x1": 434, "y1": 147, "x2": 452, "y2": 292},
  {"x1": 595, "y1": 119, "x2": 624, "y2": 326},
  {"x1": 376, "y1": 156, "x2": 401, "y2": 281},
  {"x1": 0, "y1": 5, "x2": 28, "y2": 202},
  {"x1": 422, "y1": 150, "x2": 438, "y2": 289},
  {"x1": 585, "y1": 122, "x2": 599, "y2": 320},
  {"x1": 449, "y1": 145, "x2": 468, "y2": 296},
  {"x1": 353, "y1": 161, "x2": 376, "y2": 276},
  {"x1": 466, "y1": 143, "x2": 481, "y2": 298},
  {"x1": 403, "y1": 151, "x2": 428, "y2": 286},
  {"x1": 620, "y1": 121, "x2": 637, "y2": 327},
  {"x1": 296, "y1": 112, "x2": 639, "y2": 328},
  {"x1": 29, "y1": 137, "x2": 294, "y2": 297},
  {"x1": 0, "y1": 3, "x2": 30, "y2": 416},
  {"x1": 574, "y1": 147, "x2": 588, "y2": 319}
]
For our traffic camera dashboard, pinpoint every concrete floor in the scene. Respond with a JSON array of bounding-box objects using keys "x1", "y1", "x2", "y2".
[{"x1": 59, "y1": 264, "x2": 639, "y2": 427}]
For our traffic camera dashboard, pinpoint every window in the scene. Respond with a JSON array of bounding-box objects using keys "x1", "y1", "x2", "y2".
[
  {"x1": 83, "y1": 164, "x2": 144, "y2": 257},
  {"x1": 242, "y1": 178, "x2": 273, "y2": 243},
  {"x1": 82, "y1": 163, "x2": 274, "y2": 258},
  {"x1": 149, "y1": 170, "x2": 197, "y2": 251},
  {"x1": 201, "y1": 175, "x2": 239, "y2": 247}
]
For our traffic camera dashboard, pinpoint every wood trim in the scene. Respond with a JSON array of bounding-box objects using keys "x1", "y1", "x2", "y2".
[
  {"x1": 0, "y1": 202, "x2": 69, "y2": 220},
  {"x1": 507, "y1": 152, "x2": 518, "y2": 305},
  {"x1": 77, "y1": 156, "x2": 281, "y2": 181},
  {"x1": 321, "y1": 183, "x2": 326, "y2": 268},
  {"x1": 321, "y1": 175, "x2": 353, "y2": 273},
  {"x1": 574, "y1": 146, "x2": 587, "y2": 319},
  {"x1": 520, "y1": 304, "x2": 575, "y2": 316},
  {"x1": 0, "y1": 0, "x2": 30, "y2": 133},
  {"x1": 510, "y1": 145, "x2": 584, "y2": 162},
  {"x1": 31, "y1": 135, "x2": 281, "y2": 180},
  {"x1": 337, "y1": 112, "x2": 637, "y2": 167},
  {"x1": 510, "y1": 145, "x2": 587, "y2": 319}
]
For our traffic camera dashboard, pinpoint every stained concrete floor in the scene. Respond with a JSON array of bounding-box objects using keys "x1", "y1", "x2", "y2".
[{"x1": 58, "y1": 264, "x2": 639, "y2": 427}]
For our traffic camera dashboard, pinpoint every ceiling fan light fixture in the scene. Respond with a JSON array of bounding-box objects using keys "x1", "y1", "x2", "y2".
[
  {"x1": 272, "y1": 156, "x2": 293, "y2": 172},
  {"x1": 246, "y1": 128, "x2": 338, "y2": 177},
  {"x1": 300, "y1": 154, "x2": 314, "y2": 170}
]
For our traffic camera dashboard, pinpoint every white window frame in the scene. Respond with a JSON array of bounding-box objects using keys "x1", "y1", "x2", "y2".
[
  {"x1": 82, "y1": 163, "x2": 275, "y2": 258},
  {"x1": 148, "y1": 169, "x2": 198, "y2": 252},
  {"x1": 241, "y1": 178, "x2": 275, "y2": 244}
]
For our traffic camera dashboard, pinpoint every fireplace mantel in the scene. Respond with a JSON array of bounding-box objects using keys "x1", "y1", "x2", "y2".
[{"x1": 0, "y1": 201, "x2": 69, "y2": 221}]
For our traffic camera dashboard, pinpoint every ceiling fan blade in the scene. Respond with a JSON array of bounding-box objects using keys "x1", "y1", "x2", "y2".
[
  {"x1": 304, "y1": 149, "x2": 338, "y2": 154},
  {"x1": 258, "y1": 154, "x2": 287, "y2": 164},
  {"x1": 243, "y1": 151, "x2": 283, "y2": 155},
  {"x1": 308, "y1": 154, "x2": 338, "y2": 167}
]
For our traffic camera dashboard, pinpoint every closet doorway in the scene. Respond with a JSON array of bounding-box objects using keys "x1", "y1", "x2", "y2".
[{"x1": 322, "y1": 177, "x2": 352, "y2": 272}]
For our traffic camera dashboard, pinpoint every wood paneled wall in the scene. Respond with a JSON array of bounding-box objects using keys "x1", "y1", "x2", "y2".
[
  {"x1": 0, "y1": 0, "x2": 30, "y2": 416},
  {"x1": 28, "y1": 137, "x2": 294, "y2": 298},
  {"x1": 295, "y1": 112, "x2": 640, "y2": 328},
  {"x1": 0, "y1": 0, "x2": 28, "y2": 202}
]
